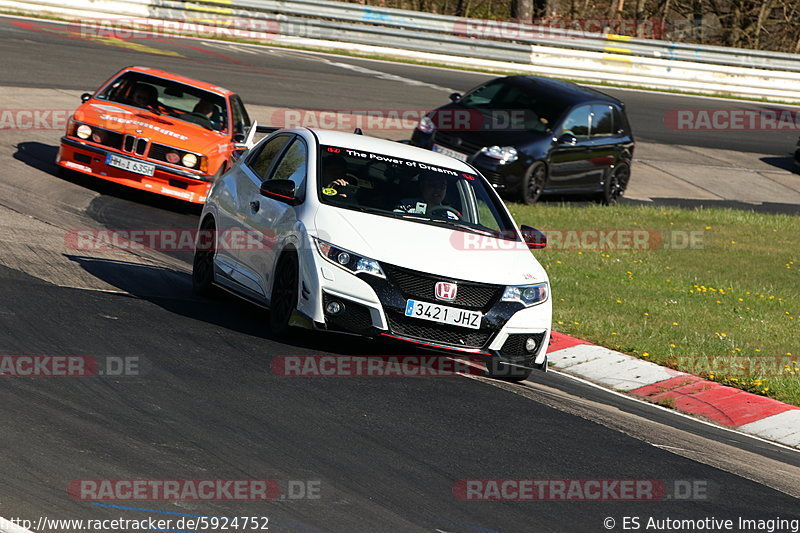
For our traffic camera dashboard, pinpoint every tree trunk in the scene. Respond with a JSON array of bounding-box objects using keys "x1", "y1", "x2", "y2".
[
  {"x1": 753, "y1": 0, "x2": 773, "y2": 49},
  {"x1": 513, "y1": 0, "x2": 534, "y2": 20}
]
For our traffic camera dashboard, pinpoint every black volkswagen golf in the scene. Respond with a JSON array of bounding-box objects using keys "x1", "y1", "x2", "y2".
[{"x1": 411, "y1": 76, "x2": 635, "y2": 204}]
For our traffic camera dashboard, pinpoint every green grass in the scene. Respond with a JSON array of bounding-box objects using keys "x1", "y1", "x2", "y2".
[{"x1": 507, "y1": 203, "x2": 800, "y2": 406}]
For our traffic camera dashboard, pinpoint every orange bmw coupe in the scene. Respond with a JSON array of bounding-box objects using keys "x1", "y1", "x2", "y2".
[{"x1": 57, "y1": 66, "x2": 255, "y2": 204}]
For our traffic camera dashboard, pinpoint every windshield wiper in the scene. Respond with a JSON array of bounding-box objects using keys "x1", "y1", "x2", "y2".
[{"x1": 395, "y1": 214, "x2": 498, "y2": 237}]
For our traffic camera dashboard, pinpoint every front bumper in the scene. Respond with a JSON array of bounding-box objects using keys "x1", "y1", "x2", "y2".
[
  {"x1": 57, "y1": 137, "x2": 213, "y2": 204},
  {"x1": 299, "y1": 241, "x2": 550, "y2": 368}
]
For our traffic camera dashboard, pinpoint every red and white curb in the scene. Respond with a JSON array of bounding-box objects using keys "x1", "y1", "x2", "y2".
[{"x1": 547, "y1": 332, "x2": 800, "y2": 450}]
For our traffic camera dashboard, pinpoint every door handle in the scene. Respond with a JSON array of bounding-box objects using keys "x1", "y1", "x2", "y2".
[{"x1": 249, "y1": 200, "x2": 260, "y2": 212}]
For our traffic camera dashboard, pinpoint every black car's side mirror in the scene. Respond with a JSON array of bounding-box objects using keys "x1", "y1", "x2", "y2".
[
  {"x1": 556, "y1": 132, "x2": 578, "y2": 145},
  {"x1": 449, "y1": 92, "x2": 462, "y2": 102},
  {"x1": 520, "y1": 225, "x2": 547, "y2": 250},
  {"x1": 81, "y1": 93, "x2": 92, "y2": 103},
  {"x1": 260, "y1": 179, "x2": 298, "y2": 205}
]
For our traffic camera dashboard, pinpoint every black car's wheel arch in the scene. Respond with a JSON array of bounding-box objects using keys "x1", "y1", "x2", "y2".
[
  {"x1": 601, "y1": 149, "x2": 633, "y2": 186},
  {"x1": 519, "y1": 160, "x2": 550, "y2": 205}
]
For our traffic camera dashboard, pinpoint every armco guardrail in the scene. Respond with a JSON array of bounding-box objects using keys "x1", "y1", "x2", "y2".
[{"x1": 2, "y1": 0, "x2": 800, "y2": 101}]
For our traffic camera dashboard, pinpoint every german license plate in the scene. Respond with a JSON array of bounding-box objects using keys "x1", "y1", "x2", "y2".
[
  {"x1": 404, "y1": 299, "x2": 482, "y2": 329},
  {"x1": 106, "y1": 153, "x2": 155, "y2": 176},
  {"x1": 433, "y1": 144, "x2": 468, "y2": 162}
]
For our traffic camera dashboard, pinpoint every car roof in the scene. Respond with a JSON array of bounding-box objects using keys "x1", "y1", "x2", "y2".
[
  {"x1": 121, "y1": 66, "x2": 233, "y2": 97},
  {"x1": 497, "y1": 76, "x2": 622, "y2": 106},
  {"x1": 302, "y1": 129, "x2": 477, "y2": 172}
]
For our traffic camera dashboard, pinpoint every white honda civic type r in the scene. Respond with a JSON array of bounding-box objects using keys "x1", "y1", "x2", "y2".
[{"x1": 193, "y1": 127, "x2": 552, "y2": 380}]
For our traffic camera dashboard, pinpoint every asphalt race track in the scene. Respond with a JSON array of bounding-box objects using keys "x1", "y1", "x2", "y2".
[{"x1": 0, "y1": 16, "x2": 799, "y2": 533}]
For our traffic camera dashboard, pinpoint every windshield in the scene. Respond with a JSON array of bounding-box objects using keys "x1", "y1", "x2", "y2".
[
  {"x1": 318, "y1": 145, "x2": 519, "y2": 239},
  {"x1": 96, "y1": 71, "x2": 228, "y2": 132},
  {"x1": 457, "y1": 80, "x2": 570, "y2": 132}
]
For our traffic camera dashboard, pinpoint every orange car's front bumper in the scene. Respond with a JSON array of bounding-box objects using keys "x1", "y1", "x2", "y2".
[{"x1": 57, "y1": 137, "x2": 213, "y2": 204}]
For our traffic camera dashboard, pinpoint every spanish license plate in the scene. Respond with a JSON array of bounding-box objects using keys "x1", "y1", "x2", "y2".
[
  {"x1": 432, "y1": 144, "x2": 468, "y2": 162},
  {"x1": 106, "y1": 154, "x2": 155, "y2": 176},
  {"x1": 404, "y1": 299, "x2": 482, "y2": 329}
]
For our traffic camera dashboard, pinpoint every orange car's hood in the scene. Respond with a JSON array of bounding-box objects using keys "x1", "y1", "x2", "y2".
[{"x1": 76, "y1": 101, "x2": 228, "y2": 153}]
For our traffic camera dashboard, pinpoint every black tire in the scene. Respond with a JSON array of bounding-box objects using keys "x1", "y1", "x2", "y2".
[
  {"x1": 269, "y1": 252, "x2": 299, "y2": 337},
  {"x1": 600, "y1": 161, "x2": 631, "y2": 205},
  {"x1": 520, "y1": 162, "x2": 547, "y2": 205},
  {"x1": 192, "y1": 218, "x2": 217, "y2": 297},
  {"x1": 485, "y1": 358, "x2": 533, "y2": 382}
]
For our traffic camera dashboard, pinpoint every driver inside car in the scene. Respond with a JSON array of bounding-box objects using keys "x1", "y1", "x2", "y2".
[
  {"x1": 321, "y1": 155, "x2": 357, "y2": 200},
  {"x1": 130, "y1": 83, "x2": 159, "y2": 111},
  {"x1": 393, "y1": 172, "x2": 459, "y2": 220}
]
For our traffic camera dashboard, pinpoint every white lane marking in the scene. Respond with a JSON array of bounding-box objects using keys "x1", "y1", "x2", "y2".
[
  {"x1": 202, "y1": 41, "x2": 260, "y2": 55},
  {"x1": 4, "y1": 13, "x2": 796, "y2": 107},
  {"x1": 204, "y1": 40, "x2": 454, "y2": 92},
  {"x1": 652, "y1": 444, "x2": 692, "y2": 451},
  {"x1": 0, "y1": 517, "x2": 35, "y2": 533},
  {"x1": 322, "y1": 60, "x2": 455, "y2": 92}
]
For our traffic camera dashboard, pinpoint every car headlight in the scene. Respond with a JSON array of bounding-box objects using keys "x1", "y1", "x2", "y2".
[
  {"x1": 76, "y1": 124, "x2": 92, "y2": 140},
  {"x1": 481, "y1": 145, "x2": 518, "y2": 164},
  {"x1": 417, "y1": 116, "x2": 435, "y2": 134},
  {"x1": 182, "y1": 153, "x2": 198, "y2": 168},
  {"x1": 315, "y1": 239, "x2": 385, "y2": 278},
  {"x1": 501, "y1": 282, "x2": 548, "y2": 307}
]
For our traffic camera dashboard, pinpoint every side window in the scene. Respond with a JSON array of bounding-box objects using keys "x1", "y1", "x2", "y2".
[
  {"x1": 248, "y1": 135, "x2": 291, "y2": 179},
  {"x1": 560, "y1": 106, "x2": 591, "y2": 140},
  {"x1": 613, "y1": 106, "x2": 629, "y2": 135},
  {"x1": 591, "y1": 105, "x2": 615, "y2": 137},
  {"x1": 230, "y1": 95, "x2": 251, "y2": 137},
  {"x1": 270, "y1": 138, "x2": 308, "y2": 192}
]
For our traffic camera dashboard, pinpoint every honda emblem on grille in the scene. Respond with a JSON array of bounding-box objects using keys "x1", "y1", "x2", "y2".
[{"x1": 435, "y1": 281, "x2": 457, "y2": 302}]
